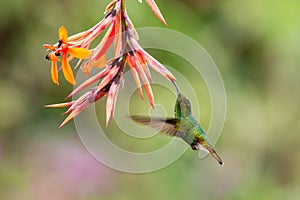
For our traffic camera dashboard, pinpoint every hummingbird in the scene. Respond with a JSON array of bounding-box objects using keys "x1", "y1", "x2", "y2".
[{"x1": 130, "y1": 81, "x2": 224, "y2": 166}]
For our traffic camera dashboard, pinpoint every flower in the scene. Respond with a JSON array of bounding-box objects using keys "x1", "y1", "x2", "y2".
[
  {"x1": 44, "y1": 26, "x2": 91, "y2": 85},
  {"x1": 44, "y1": 0, "x2": 176, "y2": 127}
]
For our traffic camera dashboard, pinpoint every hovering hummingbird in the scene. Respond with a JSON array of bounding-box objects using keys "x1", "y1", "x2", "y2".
[{"x1": 130, "y1": 81, "x2": 224, "y2": 166}]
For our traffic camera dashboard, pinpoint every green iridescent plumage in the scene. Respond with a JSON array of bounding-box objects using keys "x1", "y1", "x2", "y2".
[{"x1": 130, "y1": 82, "x2": 224, "y2": 166}]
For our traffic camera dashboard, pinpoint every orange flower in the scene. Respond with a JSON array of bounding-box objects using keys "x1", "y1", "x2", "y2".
[
  {"x1": 141, "y1": 0, "x2": 167, "y2": 25},
  {"x1": 44, "y1": 26, "x2": 91, "y2": 85}
]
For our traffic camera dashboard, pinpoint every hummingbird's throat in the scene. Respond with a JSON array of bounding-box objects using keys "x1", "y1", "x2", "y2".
[{"x1": 190, "y1": 142, "x2": 209, "y2": 153}]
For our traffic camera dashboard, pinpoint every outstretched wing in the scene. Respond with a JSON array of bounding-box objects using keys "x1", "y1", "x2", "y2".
[{"x1": 129, "y1": 116, "x2": 186, "y2": 138}]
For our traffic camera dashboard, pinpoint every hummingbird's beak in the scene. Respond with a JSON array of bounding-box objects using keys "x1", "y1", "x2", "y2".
[
  {"x1": 198, "y1": 143, "x2": 224, "y2": 166},
  {"x1": 209, "y1": 148, "x2": 224, "y2": 166}
]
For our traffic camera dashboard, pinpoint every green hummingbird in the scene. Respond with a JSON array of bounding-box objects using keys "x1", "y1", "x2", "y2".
[{"x1": 130, "y1": 82, "x2": 224, "y2": 166}]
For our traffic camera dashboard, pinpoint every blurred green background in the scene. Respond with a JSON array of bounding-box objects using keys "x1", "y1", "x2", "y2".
[{"x1": 1, "y1": 0, "x2": 300, "y2": 199}]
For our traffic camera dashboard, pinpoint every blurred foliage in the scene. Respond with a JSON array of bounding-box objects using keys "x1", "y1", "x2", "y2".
[{"x1": 0, "y1": 0, "x2": 300, "y2": 199}]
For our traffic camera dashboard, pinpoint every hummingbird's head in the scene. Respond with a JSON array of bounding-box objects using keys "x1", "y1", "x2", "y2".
[{"x1": 175, "y1": 93, "x2": 192, "y2": 118}]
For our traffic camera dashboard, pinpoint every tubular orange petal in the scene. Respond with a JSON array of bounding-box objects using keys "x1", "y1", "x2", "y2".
[
  {"x1": 81, "y1": 17, "x2": 112, "y2": 48},
  {"x1": 114, "y1": 11, "x2": 123, "y2": 58},
  {"x1": 44, "y1": 101, "x2": 73, "y2": 108},
  {"x1": 59, "y1": 111, "x2": 77, "y2": 128},
  {"x1": 135, "y1": 59, "x2": 155, "y2": 108},
  {"x1": 129, "y1": 38, "x2": 175, "y2": 80},
  {"x1": 144, "y1": 82, "x2": 154, "y2": 108},
  {"x1": 111, "y1": 82, "x2": 120, "y2": 120},
  {"x1": 62, "y1": 54, "x2": 76, "y2": 85},
  {"x1": 142, "y1": 50, "x2": 176, "y2": 81},
  {"x1": 142, "y1": 63, "x2": 152, "y2": 81},
  {"x1": 145, "y1": 0, "x2": 167, "y2": 26},
  {"x1": 92, "y1": 25, "x2": 115, "y2": 61},
  {"x1": 127, "y1": 56, "x2": 144, "y2": 99},
  {"x1": 51, "y1": 61, "x2": 59, "y2": 85},
  {"x1": 68, "y1": 31, "x2": 89, "y2": 42},
  {"x1": 58, "y1": 26, "x2": 68, "y2": 43},
  {"x1": 69, "y1": 48, "x2": 91, "y2": 59},
  {"x1": 106, "y1": 80, "x2": 119, "y2": 126},
  {"x1": 136, "y1": 51, "x2": 152, "y2": 81}
]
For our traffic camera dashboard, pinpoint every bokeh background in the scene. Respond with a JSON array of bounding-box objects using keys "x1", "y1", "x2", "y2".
[{"x1": 1, "y1": 0, "x2": 300, "y2": 199}]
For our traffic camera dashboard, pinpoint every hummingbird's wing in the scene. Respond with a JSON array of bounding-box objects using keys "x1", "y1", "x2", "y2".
[{"x1": 129, "y1": 116, "x2": 186, "y2": 138}]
